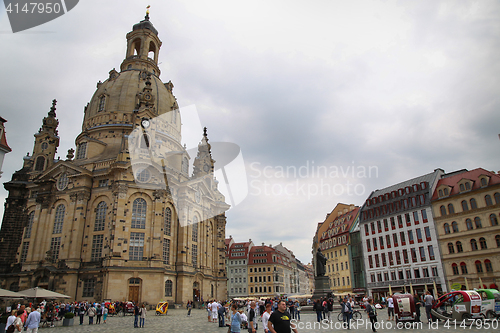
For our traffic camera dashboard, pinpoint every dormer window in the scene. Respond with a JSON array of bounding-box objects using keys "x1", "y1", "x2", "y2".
[
  {"x1": 459, "y1": 181, "x2": 472, "y2": 193},
  {"x1": 98, "y1": 95, "x2": 106, "y2": 112},
  {"x1": 76, "y1": 142, "x2": 87, "y2": 159},
  {"x1": 479, "y1": 176, "x2": 489, "y2": 187},
  {"x1": 438, "y1": 186, "x2": 450, "y2": 198}
]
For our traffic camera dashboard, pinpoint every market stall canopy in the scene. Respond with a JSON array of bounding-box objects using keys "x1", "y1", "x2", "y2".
[
  {"x1": 17, "y1": 287, "x2": 70, "y2": 299},
  {"x1": 0, "y1": 288, "x2": 24, "y2": 298}
]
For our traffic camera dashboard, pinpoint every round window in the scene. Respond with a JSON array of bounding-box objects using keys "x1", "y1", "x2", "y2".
[
  {"x1": 57, "y1": 173, "x2": 69, "y2": 191},
  {"x1": 136, "y1": 169, "x2": 151, "y2": 183}
]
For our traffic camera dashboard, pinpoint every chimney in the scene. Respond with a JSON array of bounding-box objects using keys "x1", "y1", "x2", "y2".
[
  {"x1": 262, "y1": 242, "x2": 265, "y2": 246},
  {"x1": 270, "y1": 244, "x2": 272, "y2": 247}
]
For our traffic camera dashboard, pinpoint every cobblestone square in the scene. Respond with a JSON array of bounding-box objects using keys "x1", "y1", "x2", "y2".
[{"x1": 39, "y1": 308, "x2": 497, "y2": 332}]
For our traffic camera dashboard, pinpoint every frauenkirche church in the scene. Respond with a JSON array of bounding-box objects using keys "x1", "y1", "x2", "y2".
[{"x1": 0, "y1": 13, "x2": 229, "y2": 304}]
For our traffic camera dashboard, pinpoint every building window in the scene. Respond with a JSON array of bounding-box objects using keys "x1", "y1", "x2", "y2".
[
  {"x1": 414, "y1": 268, "x2": 421, "y2": 278},
  {"x1": 448, "y1": 243, "x2": 454, "y2": 254},
  {"x1": 393, "y1": 234, "x2": 398, "y2": 247},
  {"x1": 164, "y1": 208, "x2": 172, "y2": 236},
  {"x1": 423, "y1": 267, "x2": 429, "y2": 277},
  {"x1": 416, "y1": 228, "x2": 422, "y2": 242},
  {"x1": 53, "y1": 204, "x2": 65, "y2": 234},
  {"x1": 366, "y1": 239, "x2": 371, "y2": 251},
  {"x1": 368, "y1": 255, "x2": 373, "y2": 268},
  {"x1": 98, "y1": 179, "x2": 108, "y2": 187},
  {"x1": 76, "y1": 142, "x2": 87, "y2": 159},
  {"x1": 485, "y1": 195, "x2": 493, "y2": 206},
  {"x1": 94, "y1": 201, "x2": 107, "y2": 231},
  {"x1": 420, "y1": 246, "x2": 426, "y2": 261},
  {"x1": 470, "y1": 198, "x2": 477, "y2": 209},
  {"x1": 91, "y1": 234, "x2": 104, "y2": 261},
  {"x1": 440, "y1": 205, "x2": 447, "y2": 216},
  {"x1": 131, "y1": 198, "x2": 147, "y2": 229},
  {"x1": 403, "y1": 249, "x2": 409, "y2": 264},
  {"x1": 192, "y1": 216, "x2": 198, "y2": 242},
  {"x1": 98, "y1": 95, "x2": 106, "y2": 112},
  {"x1": 57, "y1": 173, "x2": 69, "y2": 191},
  {"x1": 448, "y1": 204, "x2": 455, "y2": 214},
  {"x1": 35, "y1": 156, "x2": 45, "y2": 171},
  {"x1": 82, "y1": 279, "x2": 95, "y2": 297},
  {"x1": 490, "y1": 214, "x2": 499, "y2": 226},
  {"x1": 496, "y1": 235, "x2": 500, "y2": 247},
  {"x1": 411, "y1": 248, "x2": 418, "y2": 262},
  {"x1": 129, "y1": 232, "x2": 145, "y2": 260},
  {"x1": 386, "y1": 234, "x2": 391, "y2": 247},
  {"x1": 20, "y1": 242, "x2": 29, "y2": 263},
  {"x1": 479, "y1": 237, "x2": 487, "y2": 249},
  {"x1": 484, "y1": 259, "x2": 493, "y2": 272},
  {"x1": 395, "y1": 251, "x2": 401, "y2": 265},
  {"x1": 461, "y1": 200, "x2": 469, "y2": 211},
  {"x1": 408, "y1": 230, "x2": 414, "y2": 243},
  {"x1": 466, "y1": 219, "x2": 473, "y2": 230},
  {"x1": 475, "y1": 260, "x2": 483, "y2": 273},
  {"x1": 400, "y1": 231, "x2": 406, "y2": 245},
  {"x1": 25, "y1": 211, "x2": 34, "y2": 239},
  {"x1": 495, "y1": 192, "x2": 500, "y2": 204},
  {"x1": 163, "y1": 239, "x2": 170, "y2": 265},
  {"x1": 450, "y1": 221, "x2": 458, "y2": 233},
  {"x1": 192, "y1": 244, "x2": 198, "y2": 267},
  {"x1": 182, "y1": 157, "x2": 189, "y2": 174},
  {"x1": 50, "y1": 237, "x2": 61, "y2": 261},
  {"x1": 452, "y1": 263, "x2": 459, "y2": 275},
  {"x1": 432, "y1": 266, "x2": 438, "y2": 276},
  {"x1": 164, "y1": 280, "x2": 173, "y2": 297},
  {"x1": 444, "y1": 223, "x2": 450, "y2": 234},
  {"x1": 397, "y1": 215, "x2": 403, "y2": 228},
  {"x1": 456, "y1": 241, "x2": 463, "y2": 253},
  {"x1": 471, "y1": 239, "x2": 478, "y2": 251},
  {"x1": 475, "y1": 217, "x2": 482, "y2": 228}
]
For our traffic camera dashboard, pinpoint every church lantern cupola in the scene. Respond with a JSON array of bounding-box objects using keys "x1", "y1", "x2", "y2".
[{"x1": 120, "y1": 11, "x2": 162, "y2": 76}]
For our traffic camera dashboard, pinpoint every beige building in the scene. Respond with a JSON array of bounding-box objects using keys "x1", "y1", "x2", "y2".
[
  {"x1": 318, "y1": 204, "x2": 358, "y2": 294},
  {"x1": 432, "y1": 168, "x2": 500, "y2": 291},
  {"x1": 0, "y1": 14, "x2": 229, "y2": 305}
]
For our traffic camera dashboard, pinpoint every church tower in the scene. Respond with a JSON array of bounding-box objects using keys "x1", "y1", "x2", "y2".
[{"x1": 0, "y1": 12, "x2": 229, "y2": 303}]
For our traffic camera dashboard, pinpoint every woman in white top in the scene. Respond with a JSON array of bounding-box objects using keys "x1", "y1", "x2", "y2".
[
  {"x1": 5, "y1": 310, "x2": 17, "y2": 333},
  {"x1": 13, "y1": 310, "x2": 24, "y2": 333},
  {"x1": 262, "y1": 303, "x2": 272, "y2": 333}
]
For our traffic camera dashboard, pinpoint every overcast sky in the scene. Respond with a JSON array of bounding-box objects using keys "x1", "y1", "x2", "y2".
[{"x1": 0, "y1": 0, "x2": 499, "y2": 264}]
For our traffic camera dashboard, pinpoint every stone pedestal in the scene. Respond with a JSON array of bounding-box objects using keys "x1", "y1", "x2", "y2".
[{"x1": 312, "y1": 276, "x2": 330, "y2": 300}]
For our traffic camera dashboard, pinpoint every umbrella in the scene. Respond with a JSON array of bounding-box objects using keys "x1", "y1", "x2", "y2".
[
  {"x1": 410, "y1": 282, "x2": 414, "y2": 295},
  {"x1": 479, "y1": 277, "x2": 483, "y2": 289},
  {"x1": 0, "y1": 288, "x2": 24, "y2": 298},
  {"x1": 388, "y1": 284, "x2": 392, "y2": 295},
  {"x1": 433, "y1": 279, "x2": 438, "y2": 298},
  {"x1": 17, "y1": 287, "x2": 70, "y2": 299},
  {"x1": 465, "y1": 277, "x2": 469, "y2": 290}
]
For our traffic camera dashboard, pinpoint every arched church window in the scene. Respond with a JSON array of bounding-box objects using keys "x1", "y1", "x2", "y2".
[
  {"x1": 131, "y1": 198, "x2": 147, "y2": 229},
  {"x1": 35, "y1": 156, "x2": 45, "y2": 171},
  {"x1": 192, "y1": 216, "x2": 198, "y2": 242},
  {"x1": 41, "y1": 142, "x2": 48, "y2": 150},
  {"x1": 76, "y1": 142, "x2": 87, "y2": 159},
  {"x1": 25, "y1": 211, "x2": 35, "y2": 239},
  {"x1": 98, "y1": 95, "x2": 106, "y2": 112},
  {"x1": 53, "y1": 204, "x2": 65, "y2": 234},
  {"x1": 182, "y1": 157, "x2": 188, "y2": 174},
  {"x1": 164, "y1": 207, "x2": 171, "y2": 236},
  {"x1": 94, "y1": 201, "x2": 107, "y2": 231},
  {"x1": 164, "y1": 280, "x2": 173, "y2": 297}
]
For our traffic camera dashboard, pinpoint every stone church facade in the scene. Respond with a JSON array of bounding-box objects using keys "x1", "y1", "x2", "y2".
[{"x1": 0, "y1": 15, "x2": 229, "y2": 305}]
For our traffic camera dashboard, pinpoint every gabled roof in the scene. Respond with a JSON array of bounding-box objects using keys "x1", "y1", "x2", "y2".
[{"x1": 431, "y1": 168, "x2": 500, "y2": 200}]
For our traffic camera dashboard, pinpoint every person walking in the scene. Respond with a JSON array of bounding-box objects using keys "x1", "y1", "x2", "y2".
[
  {"x1": 424, "y1": 291, "x2": 434, "y2": 324},
  {"x1": 133, "y1": 303, "x2": 140, "y2": 328},
  {"x1": 103, "y1": 306, "x2": 108, "y2": 324},
  {"x1": 5, "y1": 310, "x2": 17, "y2": 333},
  {"x1": 218, "y1": 302, "x2": 227, "y2": 327},
  {"x1": 78, "y1": 304, "x2": 86, "y2": 325},
  {"x1": 187, "y1": 301, "x2": 192, "y2": 317},
  {"x1": 86, "y1": 304, "x2": 96, "y2": 325},
  {"x1": 230, "y1": 304, "x2": 242, "y2": 333},
  {"x1": 248, "y1": 301, "x2": 257, "y2": 333},
  {"x1": 365, "y1": 299, "x2": 377, "y2": 333},
  {"x1": 24, "y1": 305, "x2": 41, "y2": 333},
  {"x1": 262, "y1": 303, "x2": 272, "y2": 333},
  {"x1": 387, "y1": 294, "x2": 394, "y2": 321},
  {"x1": 13, "y1": 310, "x2": 24, "y2": 333},
  {"x1": 341, "y1": 298, "x2": 352, "y2": 329},
  {"x1": 268, "y1": 300, "x2": 298, "y2": 333},
  {"x1": 313, "y1": 300, "x2": 322, "y2": 323},
  {"x1": 414, "y1": 294, "x2": 422, "y2": 322},
  {"x1": 139, "y1": 304, "x2": 146, "y2": 328},
  {"x1": 294, "y1": 300, "x2": 301, "y2": 322}
]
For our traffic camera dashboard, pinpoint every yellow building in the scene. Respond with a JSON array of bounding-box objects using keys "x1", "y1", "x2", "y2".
[
  {"x1": 319, "y1": 205, "x2": 359, "y2": 294},
  {"x1": 431, "y1": 168, "x2": 500, "y2": 291},
  {"x1": 0, "y1": 14, "x2": 229, "y2": 304},
  {"x1": 248, "y1": 245, "x2": 291, "y2": 298}
]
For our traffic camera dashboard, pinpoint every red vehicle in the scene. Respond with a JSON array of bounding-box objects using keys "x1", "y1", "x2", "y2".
[
  {"x1": 431, "y1": 290, "x2": 482, "y2": 321},
  {"x1": 123, "y1": 302, "x2": 135, "y2": 315},
  {"x1": 393, "y1": 293, "x2": 417, "y2": 323}
]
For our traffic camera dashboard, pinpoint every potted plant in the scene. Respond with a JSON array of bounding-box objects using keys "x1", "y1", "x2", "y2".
[{"x1": 62, "y1": 312, "x2": 74, "y2": 326}]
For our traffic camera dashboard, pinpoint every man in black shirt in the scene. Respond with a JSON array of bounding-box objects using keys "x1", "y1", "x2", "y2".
[
  {"x1": 248, "y1": 301, "x2": 257, "y2": 333},
  {"x1": 268, "y1": 300, "x2": 299, "y2": 333}
]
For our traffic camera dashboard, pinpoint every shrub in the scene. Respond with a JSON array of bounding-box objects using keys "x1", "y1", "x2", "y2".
[{"x1": 64, "y1": 312, "x2": 75, "y2": 319}]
